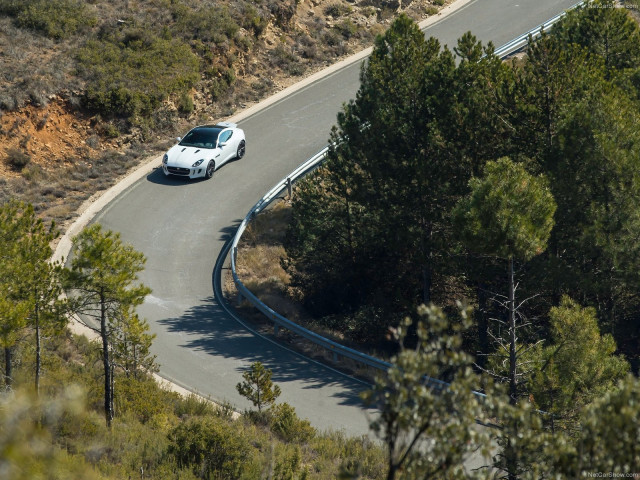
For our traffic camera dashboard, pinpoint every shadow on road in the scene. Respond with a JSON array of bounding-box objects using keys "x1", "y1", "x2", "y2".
[
  {"x1": 157, "y1": 295, "x2": 369, "y2": 409},
  {"x1": 145, "y1": 167, "x2": 208, "y2": 185},
  {"x1": 219, "y1": 221, "x2": 241, "y2": 243}
]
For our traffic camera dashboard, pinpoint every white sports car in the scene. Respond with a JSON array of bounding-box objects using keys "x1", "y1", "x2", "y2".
[{"x1": 162, "y1": 122, "x2": 246, "y2": 179}]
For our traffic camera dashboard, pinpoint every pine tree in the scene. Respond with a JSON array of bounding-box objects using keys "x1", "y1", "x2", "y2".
[
  {"x1": 528, "y1": 296, "x2": 629, "y2": 433},
  {"x1": 236, "y1": 361, "x2": 281, "y2": 413},
  {"x1": 66, "y1": 224, "x2": 151, "y2": 428},
  {"x1": 285, "y1": 14, "x2": 461, "y2": 331},
  {"x1": 362, "y1": 303, "x2": 489, "y2": 480},
  {"x1": 10, "y1": 203, "x2": 68, "y2": 396},
  {"x1": 0, "y1": 201, "x2": 66, "y2": 391},
  {"x1": 111, "y1": 306, "x2": 157, "y2": 379},
  {"x1": 0, "y1": 201, "x2": 31, "y2": 389},
  {"x1": 453, "y1": 157, "x2": 556, "y2": 480},
  {"x1": 553, "y1": 0, "x2": 640, "y2": 75}
]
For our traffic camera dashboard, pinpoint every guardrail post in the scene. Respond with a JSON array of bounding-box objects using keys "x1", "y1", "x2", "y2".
[
  {"x1": 274, "y1": 324, "x2": 279, "y2": 336},
  {"x1": 286, "y1": 178, "x2": 293, "y2": 199},
  {"x1": 237, "y1": 291, "x2": 243, "y2": 306}
]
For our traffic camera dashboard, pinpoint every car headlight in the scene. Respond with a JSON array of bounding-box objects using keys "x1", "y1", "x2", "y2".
[
  {"x1": 162, "y1": 154, "x2": 168, "y2": 164},
  {"x1": 192, "y1": 159, "x2": 204, "y2": 167}
]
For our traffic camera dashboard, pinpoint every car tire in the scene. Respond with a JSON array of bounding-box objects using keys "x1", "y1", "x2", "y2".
[
  {"x1": 205, "y1": 160, "x2": 215, "y2": 179},
  {"x1": 236, "y1": 140, "x2": 246, "y2": 159}
]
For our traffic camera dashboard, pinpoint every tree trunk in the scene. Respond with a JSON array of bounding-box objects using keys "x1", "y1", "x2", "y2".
[
  {"x1": 422, "y1": 264, "x2": 431, "y2": 306},
  {"x1": 508, "y1": 256, "x2": 517, "y2": 406},
  {"x1": 506, "y1": 257, "x2": 526, "y2": 479},
  {"x1": 506, "y1": 431, "x2": 518, "y2": 480},
  {"x1": 100, "y1": 289, "x2": 113, "y2": 428},
  {"x1": 476, "y1": 281, "x2": 489, "y2": 369},
  {"x1": 387, "y1": 463, "x2": 397, "y2": 480},
  {"x1": 35, "y1": 301, "x2": 41, "y2": 397},
  {"x1": 386, "y1": 431, "x2": 397, "y2": 480},
  {"x1": 110, "y1": 362, "x2": 115, "y2": 420},
  {"x1": 4, "y1": 346, "x2": 12, "y2": 389},
  {"x1": 422, "y1": 223, "x2": 433, "y2": 305}
]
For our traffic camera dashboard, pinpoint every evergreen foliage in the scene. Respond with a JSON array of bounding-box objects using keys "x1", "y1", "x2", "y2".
[
  {"x1": 569, "y1": 374, "x2": 640, "y2": 473},
  {"x1": 528, "y1": 296, "x2": 629, "y2": 433},
  {"x1": 0, "y1": 201, "x2": 67, "y2": 391},
  {"x1": 168, "y1": 416, "x2": 251, "y2": 479},
  {"x1": 454, "y1": 156, "x2": 556, "y2": 408},
  {"x1": 283, "y1": 8, "x2": 640, "y2": 475},
  {"x1": 285, "y1": 6, "x2": 640, "y2": 372},
  {"x1": 236, "y1": 361, "x2": 282, "y2": 412},
  {"x1": 553, "y1": 0, "x2": 640, "y2": 74},
  {"x1": 454, "y1": 157, "x2": 556, "y2": 262},
  {"x1": 0, "y1": 0, "x2": 97, "y2": 39},
  {"x1": 111, "y1": 306, "x2": 158, "y2": 380},
  {"x1": 0, "y1": 327, "x2": 386, "y2": 479},
  {"x1": 285, "y1": 14, "x2": 461, "y2": 334},
  {"x1": 362, "y1": 303, "x2": 489, "y2": 479},
  {"x1": 67, "y1": 224, "x2": 152, "y2": 428},
  {"x1": 77, "y1": 35, "x2": 200, "y2": 121}
]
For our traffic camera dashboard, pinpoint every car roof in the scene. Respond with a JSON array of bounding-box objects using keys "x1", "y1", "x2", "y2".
[
  {"x1": 190, "y1": 122, "x2": 237, "y2": 132},
  {"x1": 193, "y1": 125, "x2": 223, "y2": 132}
]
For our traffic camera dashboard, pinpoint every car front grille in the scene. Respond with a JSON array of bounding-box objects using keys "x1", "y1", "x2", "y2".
[{"x1": 167, "y1": 166, "x2": 190, "y2": 176}]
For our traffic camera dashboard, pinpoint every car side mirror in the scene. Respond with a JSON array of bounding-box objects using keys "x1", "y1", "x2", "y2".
[
  {"x1": 176, "y1": 137, "x2": 182, "y2": 142},
  {"x1": 219, "y1": 142, "x2": 227, "y2": 147}
]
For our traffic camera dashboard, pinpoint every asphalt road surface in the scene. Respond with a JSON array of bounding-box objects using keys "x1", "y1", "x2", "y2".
[{"x1": 90, "y1": 0, "x2": 580, "y2": 438}]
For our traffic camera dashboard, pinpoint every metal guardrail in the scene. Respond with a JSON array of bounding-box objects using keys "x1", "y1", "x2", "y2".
[
  {"x1": 493, "y1": 1, "x2": 585, "y2": 58},
  {"x1": 229, "y1": 3, "x2": 586, "y2": 387},
  {"x1": 230, "y1": 147, "x2": 398, "y2": 374}
]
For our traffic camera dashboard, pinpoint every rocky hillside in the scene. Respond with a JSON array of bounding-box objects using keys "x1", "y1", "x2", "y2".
[{"x1": 0, "y1": 0, "x2": 448, "y2": 225}]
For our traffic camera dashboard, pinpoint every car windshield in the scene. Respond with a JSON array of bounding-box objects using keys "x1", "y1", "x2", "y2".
[{"x1": 179, "y1": 127, "x2": 222, "y2": 149}]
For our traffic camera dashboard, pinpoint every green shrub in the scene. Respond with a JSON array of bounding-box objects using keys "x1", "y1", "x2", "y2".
[
  {"x1": 178, "y1": 91, "x2": 195, "y2": 114},
  {"x1": 270, "y1": 45, "x2": 305, "y2": 76},
  {"x1": 311, "y1": 431, "x2": 386, "y2": 479},
  {"x1": 208, "y1": 66, "x2": 236, "y2": 100},
  {"x1": 173, "y1": 393, "x2": 218, "y2": 418},
  {"x1": 269, "y1": 403, "x2": 316, "y2": 443},
  {"x1": 323, "y1": 29, "x2": 342, "y2": 47},
  {"x1": 77, "y1": 35, "x2": 199, "y2": 120},
  {"x1": 272, "y1": 444, "x2": 307, "y2": 480},
  {"x1": 97, "y1": 122, "x2": 120, "y2": 139},
  {"x1": 5, "y1": 147, "x2": 31, "y2": 171},
  {"x1": 268, "y1": 0, "x2": 297, "y2": 30},
  {"x1": 335, "y1": 19, "x2": 359, "y2": 39},
  {"x1": 168, "y1": 416, "x2": 250, "y2": 479},
  {"x1": 115, "y1": 375, "x2": 178, "y2": 423},
  {"x1": 170, "y1": 3, "x2": 239, "y2": 44},
  {"x1": 4, "y1": 0, "x2": 97, "y2": 39},
  {"x1": 0, "y1": 0, "x2": 24, "y2": 16},
  {"x1": 324, "y1": 3, "x2": 352, "y2": 17},
  {"x1": 432, "y1": 0, "x2": 445, "y2": 5},
  {"x1": 242, "y1": 5, "x2": 268, "y2": 37}
]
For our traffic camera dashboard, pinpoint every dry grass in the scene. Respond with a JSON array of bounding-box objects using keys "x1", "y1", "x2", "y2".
[
  {"x1": 236, "y1": 201, "x2": 297, "y2": 315},
  {"x1": 229, "y1": 200, "x2": 387, "y2": 381}
]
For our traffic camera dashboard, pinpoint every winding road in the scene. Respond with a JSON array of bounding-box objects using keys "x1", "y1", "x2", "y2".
[{"x1": 84, "y1": 0, "x2": 579, "y2": 437}]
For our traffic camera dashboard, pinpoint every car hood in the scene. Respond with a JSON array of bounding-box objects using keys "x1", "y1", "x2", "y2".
[{"x1": 166, "y1": 145, "x2": 214, "y2": 167}]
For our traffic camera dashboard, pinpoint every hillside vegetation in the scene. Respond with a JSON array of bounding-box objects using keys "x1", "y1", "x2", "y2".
[
  {"x1": 1, "y1": 329, "x2": 386, "y2": 479},
  {"x1": 0, "y1": 0, "x2": 448, "y2": 225},
  {"x1": 4, "y1": 0, "x2": 640, "y2": 478}
]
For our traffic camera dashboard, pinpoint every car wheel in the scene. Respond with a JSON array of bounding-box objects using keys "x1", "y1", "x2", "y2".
[
  {"x1": 205, "y1": 160, "x2": 215, "y2": 179},
  {"x1": 236, "y1": 140, "x2": 246, "y2": 159}
]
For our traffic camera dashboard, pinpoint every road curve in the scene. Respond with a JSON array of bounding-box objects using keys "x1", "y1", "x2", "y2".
[{"x1": 88, "y1": 0, "x2": 579, "y2": 437}]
